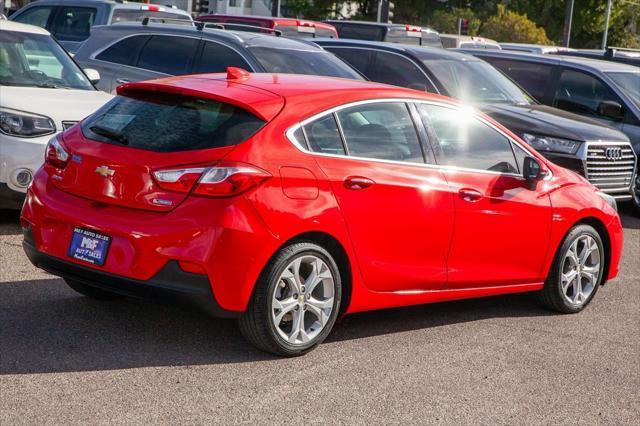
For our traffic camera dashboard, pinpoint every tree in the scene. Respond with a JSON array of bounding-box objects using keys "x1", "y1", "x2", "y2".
[
  {"x1": 480, "y1": 5, "x2": 552, "y2": 45},
  {"x1": 428, "y1": 8, "x2": 481, "y2": 35}
]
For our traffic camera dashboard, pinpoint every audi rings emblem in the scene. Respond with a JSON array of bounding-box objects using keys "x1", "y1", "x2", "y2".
[{"x1": 604, "y1": 147, "x2": 623, "y2": 161}]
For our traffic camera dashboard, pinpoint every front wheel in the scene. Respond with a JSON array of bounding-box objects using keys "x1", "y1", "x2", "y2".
[
  {"x1": 631, "y1": 173, "x2": 640, "y2": 217},
  {"x1": 239, "y1": 242, "x2": 342, "y2": 356},
  {"x1": 535, "y1": 225, "x2": 605, "y2": 313}
]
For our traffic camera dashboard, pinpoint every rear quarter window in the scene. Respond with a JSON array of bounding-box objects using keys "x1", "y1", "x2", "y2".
[{"x1": 82, "y1": 92, "x2": 265, "y2": 152}]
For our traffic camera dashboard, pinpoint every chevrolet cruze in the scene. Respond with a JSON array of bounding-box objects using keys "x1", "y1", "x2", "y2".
[{"x1": 21, "y1": 70, "x2": 623, "y2": 356}]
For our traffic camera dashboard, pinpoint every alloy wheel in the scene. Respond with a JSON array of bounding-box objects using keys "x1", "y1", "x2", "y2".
[
  {"x1": 271, "y1": 255, "x2": 335, "y2": 345},
  {"x1": 560, "y1": 235, "x2": 601, "y2": 307}
]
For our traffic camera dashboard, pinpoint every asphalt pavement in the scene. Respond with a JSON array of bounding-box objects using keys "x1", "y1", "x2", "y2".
[{"x1": 1, "y1": 207, "x2": 638, "y2": 424}]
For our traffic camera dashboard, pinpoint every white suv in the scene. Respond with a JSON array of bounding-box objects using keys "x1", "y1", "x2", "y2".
[{"x1": 0, "y1": 20, "x2": 112, "y2": 209}]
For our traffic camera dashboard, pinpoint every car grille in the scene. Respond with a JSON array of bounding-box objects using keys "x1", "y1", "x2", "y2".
[
  {"x1": 61, "y1": 121, "x2": 78, "y2": 130},
  {"x1": 585, "y1": 143, "x2": 636, "y2": 196}
]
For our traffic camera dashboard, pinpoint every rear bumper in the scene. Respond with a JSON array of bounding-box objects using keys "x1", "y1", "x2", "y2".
[{"x1": 22, "y1": 238, "x2": 241, "y2": 318}]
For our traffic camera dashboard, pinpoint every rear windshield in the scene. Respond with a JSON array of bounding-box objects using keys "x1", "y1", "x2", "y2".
[
  {"x1": 248, "y1": 47, "x2": 362, "y2": 79},
  {"x1": 111, "y1": 9, "x2": 192, "y2": 23},
  {"x1": 82, "y1": 92, "x2": 265, "y2": 152}
]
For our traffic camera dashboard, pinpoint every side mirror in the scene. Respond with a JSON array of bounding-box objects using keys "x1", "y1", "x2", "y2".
[
  {"x1": 523, "y1": 156, "x2": 546, "y2": 183},
  {"x1": 597, "y1": 100, "x2": 624, "y2": 120},
  {"x1": 84, "y1": 68, "x2": 100, "y2": 85}
]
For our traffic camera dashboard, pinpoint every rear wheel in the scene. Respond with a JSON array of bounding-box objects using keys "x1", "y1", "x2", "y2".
[
  {"x1": 64, "y1": 278, "x2": 122, "y2": 301},
  {"x1": 239, "y1": 242, "x2": 342, "y2": 356},
  {"x1": 535, "y1": 225, "x2": 604, "y2": 313}
]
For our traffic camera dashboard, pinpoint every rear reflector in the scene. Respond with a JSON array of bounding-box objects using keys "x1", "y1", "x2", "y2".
[{"x1": 153, "y1": 162, "x2": 271, "y2": 198}]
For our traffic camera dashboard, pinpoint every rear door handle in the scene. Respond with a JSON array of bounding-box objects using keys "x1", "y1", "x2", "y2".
[
  {"x1": 344, "y1": 176, "x2": 375, "y2": 190},
  {"x1": 115, "y1": 78, "x2": 131, "y2": 84},
  {"x1": 458, "y1": 188, "x2": 483, "y2": 202}
]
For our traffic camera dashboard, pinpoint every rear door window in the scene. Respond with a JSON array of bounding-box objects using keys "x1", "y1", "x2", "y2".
[
  {"x1": 82, "y1": 92, "x2": 265, "y2": 152},
  {"x1": 418, "y1": 104, "x2": 519, "y2": 173},
  {"x1": 490, "y1": 59, "x2": 554, "y2": 101},
  {"x1": 49, "y1": 6, "x2": 97, "y2": 42},
  {"x1": 370, "y1": 51, "x2": 437, "y2": 92},
  {"x1": 136, "y1": 35, "x2": 200, "y2": 75},
  {"x1": 303, "y1": 114, "x2": 346, "y2": 156},
  {"x1": 193, "y1": 41, "x2": 251, "y2": 74},
  {"x1": 325, "y1": 47, "x2": 373, "y2": 77},
  {"x1": 336, "y1": 102, "x2": 424, "y2": 163},
  {"x1": 12, "y1": 6, "x2": 54, "y2": 28},
  {"x1": 553, "y1": 68, "x2": 624, "y2": 119},
  {"x1": 96, "y1": 35, "x2": 150, "y2": 66}
]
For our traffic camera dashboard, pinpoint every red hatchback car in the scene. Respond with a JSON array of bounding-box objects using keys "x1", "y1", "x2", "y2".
[{"x1": 21, "y1": 71, "x2": 623, "y2": 356}]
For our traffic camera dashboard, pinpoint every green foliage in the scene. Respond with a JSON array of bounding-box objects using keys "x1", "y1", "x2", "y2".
[
  {"x1": 428, "y1": 8, "x2": 481, "y2": 36},
  {"x1": 480, "y1": 5, "x2": 552, "y2": 45},
  {"x1": 287, "y1": 0, "x2": 639, "y2": 48}
]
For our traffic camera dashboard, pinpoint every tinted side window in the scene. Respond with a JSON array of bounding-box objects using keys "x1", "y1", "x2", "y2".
[
  {"x1": 96, "y1": 35, "x2": 150, "y2": 65},
  {"x1": 49, "y1": 7, "x2": 97, "y2": 42},
  {"x1": 491, "y1": 59, "x2": 554, "y2": 101},
  {"x1": 12, "y1": 6, "x2": 54, "y2": 28},
  {"x1": 419, "y1": 104, "x2": 518, "y2": 173},
  {"x1": 337, "y1": 103, "x2": 424, "y2": 163},
  {"x1": 553, "y1": 69, "x2": 623, "y2": 119},
  {"x1": 193, "y1": 41, "x2": 251, "y2": 74},
  {"x1": 371, "y1": 51, "x2": 436, "y2": 92},
  {"x1": 136, "y1": 35, "x2": 200, "y2": 75},
  {"x1": 338, "y1": 25, "x2": 385, "y2": 41},
  {"x1": 303, "y1": 114, "x2": 345, "y2": 156},
  {"x1": 326, "y1": 47, "x2": 373, "y2": 76}
]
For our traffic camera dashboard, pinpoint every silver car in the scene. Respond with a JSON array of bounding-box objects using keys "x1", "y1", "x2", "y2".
[{"x1": 73, "y1": 20, "x2": 363, "y2": 94}]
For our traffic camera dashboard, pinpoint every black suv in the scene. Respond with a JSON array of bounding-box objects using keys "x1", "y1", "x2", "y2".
[
  {"x1": 314, "y1": 38, "x2": 637, "y2": 205},
  {"x1": 460, "y1": 49, "x2": 640, "y2": 212},
  {"x1": 323, "y1": 20, "x2": 442, "y2": 48}
]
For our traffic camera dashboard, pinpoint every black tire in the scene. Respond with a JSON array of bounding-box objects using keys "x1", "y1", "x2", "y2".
[
  {"x1": 631, "y1": 179, "x2": 640, "y2": 217},
  {"x1": 238, "y1": 242, "x2": 342, "y2": 357},
  {"x1": 535, "y1": 224, "x2": 605, "y2": 314},
  {"x1": 64, "y1": 278, "x2": 123, "y2": 301}
]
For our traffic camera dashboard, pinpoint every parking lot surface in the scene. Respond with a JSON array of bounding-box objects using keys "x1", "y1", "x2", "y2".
[{"x1": 1, "y1": 208, "x2": 638, "y2": 424}]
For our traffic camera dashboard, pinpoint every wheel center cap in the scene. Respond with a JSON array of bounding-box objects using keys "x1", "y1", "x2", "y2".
[{"x1": 298, "y1": 295, "x2": 305, "y2": 304}]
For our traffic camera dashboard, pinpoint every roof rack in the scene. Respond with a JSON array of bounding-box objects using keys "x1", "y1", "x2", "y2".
[
  {"x1": 606, "y1": 46, "x2": 640, "y2": 58},
  {"x1": 198, "y1": 22, "x2": 282, "y2": 37},
  {"x1": 141, "y1": 17, "x2": 195, "y2": 26},
  {"x1": 140, "y1": 17, "x2": 282, "y2": 36}
]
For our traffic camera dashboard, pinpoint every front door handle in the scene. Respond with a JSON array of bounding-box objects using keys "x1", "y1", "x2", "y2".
[
  {"x1": 115, "y1": 78, "x2": 131, "y2": 84},
  {"x1": 344, "y1": 176, "x2": 375, "y2": 190},
  {"x1": 458, "y1": 188, "x2": 483, "y2": 202}
]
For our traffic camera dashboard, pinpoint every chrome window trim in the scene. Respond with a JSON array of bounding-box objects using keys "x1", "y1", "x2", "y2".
[
  {"x1": 89, "y1": 32, "x2": 255, "y2": 73},
  {"x1": 321, "y1": 45, "x2": 440, "y2": 95},
  {"x1": 285, "y1": 98, "x2": 543, "y2": 179}
]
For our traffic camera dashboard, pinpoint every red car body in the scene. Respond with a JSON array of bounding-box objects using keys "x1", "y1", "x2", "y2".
[
  {"x1": 195, "y1": 14, "x2": 339, "y2": 39},
  {"x1": 21, "y1": 73, "x2": 623, "y2": 320}
]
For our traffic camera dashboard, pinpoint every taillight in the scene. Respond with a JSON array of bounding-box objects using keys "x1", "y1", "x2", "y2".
[
  {"x1": 153, "y1": 162, "x2": 271, "y2": 198},
  {"x1": 45, "y1": 135, "x2": 70, "y2": 169}
]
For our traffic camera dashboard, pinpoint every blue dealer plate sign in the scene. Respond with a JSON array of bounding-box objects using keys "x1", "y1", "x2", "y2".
[{"x1": 68, "y1": 228, "x2": 111, "y2": 266}]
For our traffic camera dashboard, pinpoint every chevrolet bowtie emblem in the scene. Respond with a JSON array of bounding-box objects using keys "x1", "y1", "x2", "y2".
[{"x1": 95, "y1": 165, "x2": 115, "y2": 177}]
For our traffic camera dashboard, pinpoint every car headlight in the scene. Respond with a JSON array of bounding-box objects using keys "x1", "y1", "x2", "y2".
[
  {"x1": 521, "y1": 133, "x2": 580, "y2": 155},
  {"x1": 0, "y1": 108, "x2": 56, "y2": 137}
]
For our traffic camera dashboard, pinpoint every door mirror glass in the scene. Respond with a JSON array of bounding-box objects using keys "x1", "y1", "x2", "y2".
[
  {"x1": 84, "y1": 68, "x2": 100, "y2": 84},
  {"x1": 597, "y1": 100, "x2": 625, "y2": 120},
  {"x1": 523, "y1": 156, "x2": 544, "y2": 181}
]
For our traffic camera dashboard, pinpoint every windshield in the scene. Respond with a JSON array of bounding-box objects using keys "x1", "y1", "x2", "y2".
[
  {"x1": 0, "y1": 30, "x2": 93, "y2": 90},
  {"x1": 248, "y1": 47, "x2": 363, "y2": 79},
  {"x1": 424, "y1": 59, "x2": 531, "y2": 104},
  {"x1": 607, "y1": 72, "x2": 640, "y2": 109}
]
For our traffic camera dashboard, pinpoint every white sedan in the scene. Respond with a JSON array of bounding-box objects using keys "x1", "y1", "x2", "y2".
[{"x1": 0, "y1": 20, "x2": 112, "y2": 209}]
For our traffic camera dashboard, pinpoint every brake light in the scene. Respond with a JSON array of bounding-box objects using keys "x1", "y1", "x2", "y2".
[
  {"x1": 45, "y1": 135, "x2": 70, "y2": 169},
  {"x1": 143, "y1": 5, "x2": 161, "y2": 12},
  {"x1": 153, "y1": 162, "x2": 271, "y2": 198}
]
